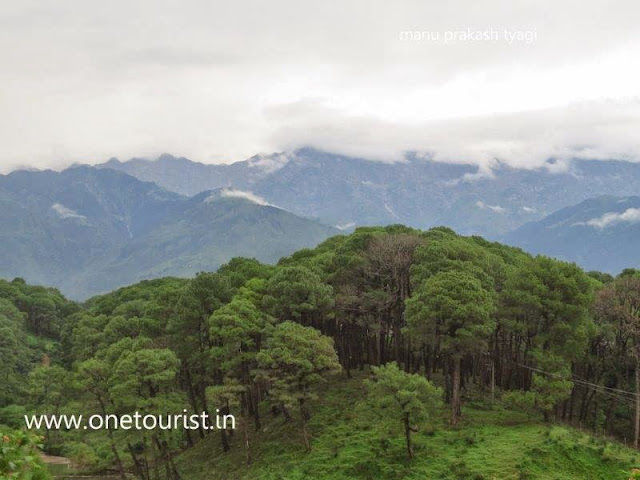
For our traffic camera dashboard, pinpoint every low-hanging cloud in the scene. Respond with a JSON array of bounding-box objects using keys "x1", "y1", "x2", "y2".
[
  {"x1": 581, "y1": 208, "x2": 640, "y2": 229},
  {"x1": 267, "y1": 98, "x2": 640, "y2": 171},
  {"x1": 218, "y1": 189, "x2": 272, "y2": 206},
  {"x1": 2, "y1": 0, "x2": 640, "y2": 172},
  {"x1": 475, "y1": 200, "x2": 507, "y2": 214},
  {"x1": 50, "y1": 203, "x2": 87, "y2": 221}
]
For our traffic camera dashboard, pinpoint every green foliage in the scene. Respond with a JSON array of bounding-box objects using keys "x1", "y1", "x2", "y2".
[
  {"x1": 208, "y1": 295, "x2": 275, "y2": 440},
  {"x1": 619, "y1": 268, "x2": 640, "y2": 279},
  {"x1": 0, "y1": 406, "x2": 27, "y2": 430},
  {"x1": 257, "y1": 321, "x2": 341, "y2": 451},
  {"x1": 1, "y1": 226, "x2": 636, "y2": 478},
  {"x1": 529, "y1": 355, "x2": 574, "y2": 420},
  {"x1": 0, "y1": 430, "x2": 50, "y2": 479},
  {"x1": 109, "y1": 347, "x2": 180, "y2": 411},
  {"x1": 497, "y1": 256, "x2": 594, "y2": 421},
  {"x1": 26, "y1": 366, "x2": 69, "y2": 415},
  {"x1": 0, "y1": 280, "x2": 75, "y2": 408},
  {"x1": 62, "y1": 441, "x2": 98, "y2": 469},
  {"x1": 218, "y1": 258, "x2": 274, "y2": 289},
  {"x1": 262, "y1": 266, "x2": 334, "y2": 325},
  {"x1": 588, "y1": 270, "x2": 615, "y2": 284},
  {"x1": 406, "y1": 268, "x2": 495, "y2": 357},
  {"x1": 365, "y1": 362, "x2": 442, "y2": 459},
  {"x1": 257, "y1": 322, "x2": 341, "y2": 409},
  {"x1": 365, "y1": 363, "x2": 442, "y2": 422},
  {"x1": 0, "y1": 278, "x2": 75, "y2": 339},
  {"x1": 209, "y1": 297, "x2": 274, "y2": 374}
]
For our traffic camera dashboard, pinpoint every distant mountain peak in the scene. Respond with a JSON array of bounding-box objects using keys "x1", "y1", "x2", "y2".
[
  {"x1": 155, "y1": 153, "x2": 204, "y2": 165},
  {"x1": 246, "y1": 152, "x2": 291, "y2": 173},
  {"x1": 101, "y1": 157, "x2": 122, "y2": 166}
]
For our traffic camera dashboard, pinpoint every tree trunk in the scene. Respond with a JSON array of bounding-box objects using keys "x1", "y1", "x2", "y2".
[
  {"x1": 281, "y1": 402, "x2": 292, "y2": 421},
  {"x1": 251, "y1": 388, "x2": 262, "y2": 430},
  {"x1": 163, "y1": 438, "x2": 181, "y2": 480},
  {"x1": 490, "y1": 356, "x2": 495, "y2": 404},
  {"x1": 184, "y1": 367, "x2": 205, "y2": 439},
  {"x1": 403, "y1": 412, "x2": 414, "y2": 460},
  {"x1": 444, "y1": 357, "x2": 451, "y2": 404},
  {"x1": 635, "y1": 353, "x2": 640, "y2": 449},
  {"x1": 220, "y1": 428, "x2": 230, "y2": 452},
  {"x1": 127, "y1": 442, "x2": 148, "y2": 480},
  {"x1": 184, "y1": 426, "x2": 194, "y2": 447},
  {"x1": 108, "y1": 427, "x2": 127, "y2": 479},
  {"x1": 605, "y1": 396, "x2": 617, "y2": 435},
  {"x1": 97, "y1": 398, "x2": 127, "y2": 480},
  {"x1": 243, "y1": 419, "x2": 252, "y2": 465},
  {"x1": 451, "y1": 356, "x2": 461, "y2": 427},
  {"x1": 299, "y1": 399, "x2": 311, "y2": 452}
]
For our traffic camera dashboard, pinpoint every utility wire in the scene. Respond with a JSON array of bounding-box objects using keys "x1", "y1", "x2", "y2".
[{"x1": 513, "y1": 362, "x2": 638, "y2": 405}]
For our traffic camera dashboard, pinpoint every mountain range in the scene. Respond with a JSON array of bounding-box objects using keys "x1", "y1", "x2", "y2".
[
  {"x1": 2, "y1": 148, "x2": 640, "y2": 298},
  {"x1": 97, "y1": 148, "x2": 640, "y2": 237},
  {"x1": 0, "y1": 166, "x2": 337, "y2": 299}
]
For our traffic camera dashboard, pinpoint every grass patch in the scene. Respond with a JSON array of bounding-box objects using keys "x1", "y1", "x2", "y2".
[{"x1": 174, "y1": 372, "x2": 640, "y2": 480}]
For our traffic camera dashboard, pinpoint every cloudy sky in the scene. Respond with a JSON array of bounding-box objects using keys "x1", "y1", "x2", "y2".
[{"x1": 1, "y1": 0, "x2": 640, "y2": 172}]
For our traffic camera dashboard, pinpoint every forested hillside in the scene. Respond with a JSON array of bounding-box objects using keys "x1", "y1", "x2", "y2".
[
  {"x1": 2, "y1": 226, "x2": 640, "y2": 479},
  {"x1": 0, "y1": 279, "x2": 78, "y2": 478}
]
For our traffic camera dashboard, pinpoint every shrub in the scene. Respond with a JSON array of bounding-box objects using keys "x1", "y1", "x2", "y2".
[{"x1": 0, "y1": 429, "x2": 51, "y2": 479}]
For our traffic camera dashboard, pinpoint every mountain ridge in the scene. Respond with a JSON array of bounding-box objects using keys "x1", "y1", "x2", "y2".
[
  {"x1": 503, "y1": 194, "x2": 640, "y2": 273},
  {"x1": 0, "y1": 167, "x2": 338, "y2": 299},
  {"x1": 95, "y1": 148, "x2": 640, "y2": 236}
]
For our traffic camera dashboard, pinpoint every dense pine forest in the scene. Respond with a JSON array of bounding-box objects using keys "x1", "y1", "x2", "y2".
[{"x1": 2, "y1": 225, "x2": 640, "y2": 479}]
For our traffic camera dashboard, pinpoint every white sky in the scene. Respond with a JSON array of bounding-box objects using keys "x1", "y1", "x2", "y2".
[{"x1": 1, "y1": 0, "x2": 640, "y2": 172}]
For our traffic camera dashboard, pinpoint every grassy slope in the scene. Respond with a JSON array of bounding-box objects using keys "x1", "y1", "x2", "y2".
[{"x1": 175, "y1": 372, "x2": 640, "y2": 480}]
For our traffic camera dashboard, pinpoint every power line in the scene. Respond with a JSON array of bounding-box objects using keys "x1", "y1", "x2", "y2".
[{"x1": 514, "y1": 362, "x2": 638, "y2": 402}]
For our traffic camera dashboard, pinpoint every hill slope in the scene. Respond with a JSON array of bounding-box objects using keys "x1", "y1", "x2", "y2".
[
  {"x1": 0, "y1": 167, "x2": 338, "y2": 299},
  {"x1": 175, "y1": 372, "x2": 638, "y2": 480},
  {"x1": 503, "y1": 195, "x2": 640, "y2": 273},
  {"x1": 0, "y1": 166, "x2": 183, "y2": 287}
]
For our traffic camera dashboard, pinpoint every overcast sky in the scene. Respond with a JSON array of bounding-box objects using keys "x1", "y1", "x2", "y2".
[{"x1": 1, "y1": 0, "x2": 640, "y2": 172}]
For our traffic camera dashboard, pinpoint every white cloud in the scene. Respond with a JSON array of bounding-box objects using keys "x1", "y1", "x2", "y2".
[
  {"x1": 1, "y1": 1, "x2": 640, "y2": 172},
  {"x1": 335, "y1": 221, "x2": 356, "y2": 231},
  {"x1": 247, "y1": 153, "x2": 291, "y2": 174},
  {"x1": 582, "y1": 208, "x2": 640, "y2": 229},
  {"x1": 476, "y1": 200, "x2": 506, "y2": 214},
  {"x1": 268, "y1": 99, "x2": 640, "y2": 169},
  {"x1": 50, "y1": 203, "x2": 87, "y2": 220},
  {"x1": 216, "y1": 189, "x2": 272, "y2": 206}
]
